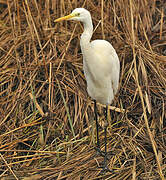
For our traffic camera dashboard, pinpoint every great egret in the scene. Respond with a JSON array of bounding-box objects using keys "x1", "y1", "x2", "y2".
[{"x1": 55, "y1": 8, "x2": 120, "y2": 172}]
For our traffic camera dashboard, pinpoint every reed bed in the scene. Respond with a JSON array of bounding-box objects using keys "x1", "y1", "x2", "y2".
[{"x1": 0, "y1": 0, "x2": 166, "y2": 179}]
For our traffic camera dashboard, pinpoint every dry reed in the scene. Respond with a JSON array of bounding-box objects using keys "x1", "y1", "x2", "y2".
[{"x1": 0, "y1": 0, "x2": 166, "y2": 179}]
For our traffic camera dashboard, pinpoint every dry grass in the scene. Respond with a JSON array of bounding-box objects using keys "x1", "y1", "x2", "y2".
[{"x1": 0, "y1": 0, "x2": 166, "y2": 179}]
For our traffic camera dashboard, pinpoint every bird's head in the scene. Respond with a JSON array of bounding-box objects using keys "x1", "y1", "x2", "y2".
[{"x1": 54, "y1": 8, "x2": 91, "y2": 23}]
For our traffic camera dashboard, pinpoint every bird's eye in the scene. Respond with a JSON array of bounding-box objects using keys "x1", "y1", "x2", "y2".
[{"x1": 76, "y1": 13, "x2": 80, "y2": 16}]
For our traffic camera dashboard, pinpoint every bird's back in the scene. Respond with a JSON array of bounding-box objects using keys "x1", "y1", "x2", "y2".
[{"x1": 83, "y1": 39, "x2": 120, "y2": 105}]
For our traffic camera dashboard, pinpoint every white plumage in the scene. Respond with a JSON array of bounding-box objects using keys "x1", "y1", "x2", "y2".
[
  {"x1": 55, "y1": 8, "x2": 120, "y2": 172},
  {"x1": 55, "y1": 8, "x2": 120, "y2": 105},
  {"x1": 83, "y1": 39, "x2": 120, "y2": 105}
]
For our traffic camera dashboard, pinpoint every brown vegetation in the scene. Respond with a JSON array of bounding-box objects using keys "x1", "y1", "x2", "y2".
[{"x1": 0, "y1": 0, "x2": 166, "y2": 179}]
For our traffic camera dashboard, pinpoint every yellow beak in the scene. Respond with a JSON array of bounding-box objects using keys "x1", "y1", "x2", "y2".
[{"x1": 54, "y1": 14, "x2": 74, "y2": 22}]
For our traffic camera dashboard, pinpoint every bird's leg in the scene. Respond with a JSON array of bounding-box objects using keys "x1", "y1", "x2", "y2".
[
  {"x1": 93, "y1": 104, "x2": 114, "y2": 173},
  {"x1": 94, "y1": 100, "x2": 101, "y2": 151},
  {"x1": 103, "y1": 105, "x2": 108, "y2": 169},
  {"x1": 99, "y1": 105, "x2": 113, "y2": 173},
  {"x1": 94, "y1": 100, "x2": 106, "y2": 157},
  {"x1": 94, "y1": 102, "x2": 111, "y2": 157}
]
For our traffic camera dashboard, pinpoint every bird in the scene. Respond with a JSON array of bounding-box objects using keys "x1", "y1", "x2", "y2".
[{"x1": 54, "y1": 8, "x2": 120, "y2": 172}]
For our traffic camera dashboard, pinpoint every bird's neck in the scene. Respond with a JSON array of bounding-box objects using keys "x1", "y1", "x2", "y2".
[{"x1": 80, "y1": 19, "x2": 93, "y2": 54}]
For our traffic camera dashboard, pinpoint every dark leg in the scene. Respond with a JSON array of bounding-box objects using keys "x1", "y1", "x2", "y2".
[
  {"x1": 94, "y1": 100, "x2": 106, "y2": 157},
  {"x1": 94, "y1": 100, "x2": 100, "y2": 150},
  {"x1": 99, "y1": 105, "x2": 113, "y2": 173},
  {"x1": 94, "y1": 102, "x2": 113, "y2": 173},
  {"x1": 103, "y1": 105, "x2": 108, "y2": 169}
]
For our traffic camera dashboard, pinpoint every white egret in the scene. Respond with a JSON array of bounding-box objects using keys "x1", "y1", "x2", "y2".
[{"x1": 55, "y1": 8, "x2": 120, "y2": 172}]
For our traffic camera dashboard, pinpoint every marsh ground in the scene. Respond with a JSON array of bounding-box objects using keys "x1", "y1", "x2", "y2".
[{"x1": 0, "y1": 0, "x2": 166, "y2": 179}]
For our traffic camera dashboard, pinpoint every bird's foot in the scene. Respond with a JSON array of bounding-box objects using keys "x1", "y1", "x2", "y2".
[
  {"x1": 98, "y1": 164, "x2": 114, "y2": 174},
  {"x1": 94, "y1": 147, "x2": 115, "y2": 174},
  {"x1": 94, "y1": 146, "x2": 115, "y2": 158},
  {"x1": 94, "y1": 146, "x2": 105, "y2": 157}
]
